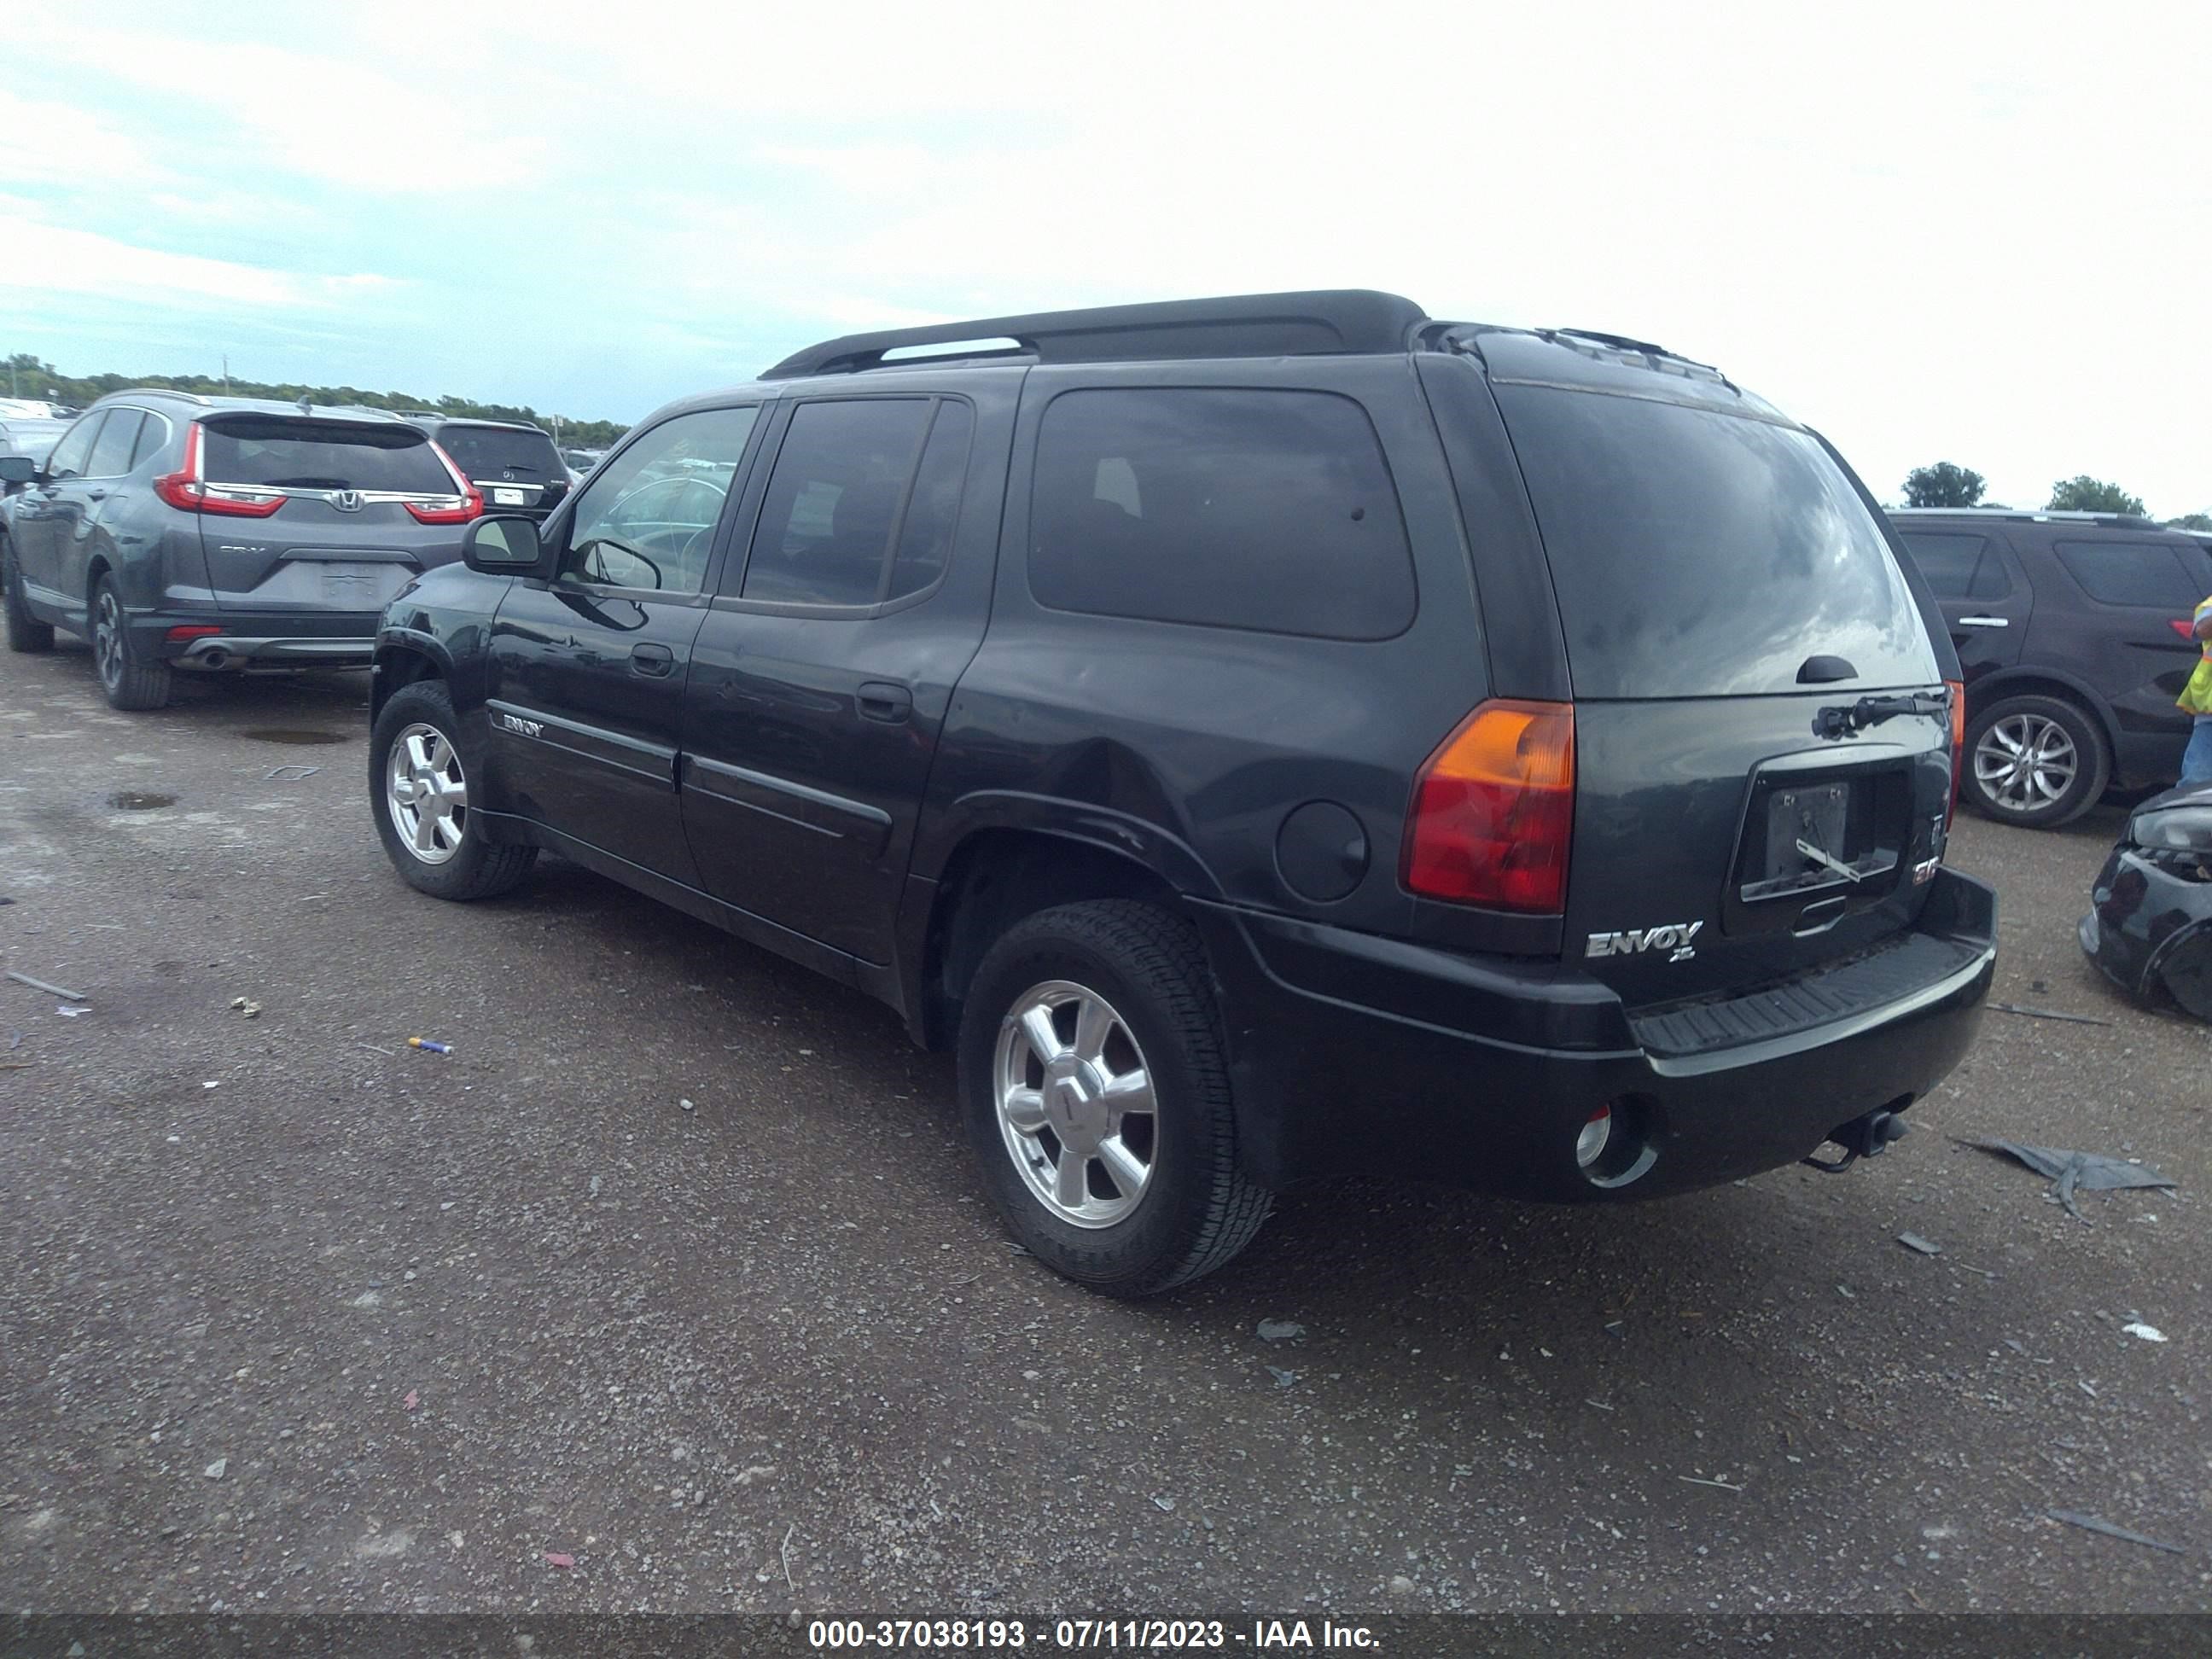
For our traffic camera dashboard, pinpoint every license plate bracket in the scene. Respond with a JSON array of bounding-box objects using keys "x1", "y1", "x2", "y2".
[{"x1": 1766, "y1": 783, "x2": 1848, "y2": 876}]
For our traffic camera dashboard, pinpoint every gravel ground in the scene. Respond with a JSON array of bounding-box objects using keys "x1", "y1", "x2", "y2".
[{"x1": 2, "y1": 640, "x2": 2207, "y2": 1617}]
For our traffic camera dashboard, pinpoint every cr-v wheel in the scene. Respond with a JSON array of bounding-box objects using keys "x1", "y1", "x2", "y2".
[
  {"x1": 90, "y1": 574, "x2": 172, "y2": 709},
  {"x1": 370, "y1": 679, "x2": 537, "y2": 900},
  {"x1": 1965, "y1": 694, "x2": 2110, "y2": 829},
  {"x1": 3, "y1": 537, "x2": 54, "y2": 653},
  {"x1": 958, "y1": 899, "x2": 1269, "y2": 1296}
]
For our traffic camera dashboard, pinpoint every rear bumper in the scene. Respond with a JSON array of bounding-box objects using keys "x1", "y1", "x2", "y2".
[
  {"x1": 1194, "y1": 867, "x2": 1997, "y2": 1199},
  {"x1": 2081, "y1": 843, "x2": 2212, "y2": 1005},
  {"x1": 135, "y1": 609, "x2": 382, "y2": 671}
]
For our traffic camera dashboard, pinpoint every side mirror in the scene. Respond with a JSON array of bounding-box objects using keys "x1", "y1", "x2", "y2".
[
  {"x1": 463, "y1": 514, "x2": 546, "y2": 575},
  {"x1": 0, "y1": 456, "x2": 37, "y2": 486}
]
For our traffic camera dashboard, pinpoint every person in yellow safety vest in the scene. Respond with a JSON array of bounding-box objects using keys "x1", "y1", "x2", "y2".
[{"x1": 2182, "y1": 591, "x2": 2212, "y2": 783}]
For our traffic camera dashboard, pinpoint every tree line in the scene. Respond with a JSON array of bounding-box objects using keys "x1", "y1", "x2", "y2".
[
  {"x1": 2, "y1": 352, "x2": 629, "y2": 448},
  {"x1": 1901, "y1": 459, "x2": 2209, "y2": 528}
]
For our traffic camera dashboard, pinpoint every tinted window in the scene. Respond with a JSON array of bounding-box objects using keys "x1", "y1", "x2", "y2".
[
  {"x1": 1028, "y1": 388, "x2": 1414, "y2": 639},
  {"x1": 86, "y1": 410, "x2": 143, "y2": 478},
  {"x1": 888, "y1": 402, "x2": 974, "y2": 601},
  {"x1": 44, "y1": 413, "x2": 104, "y2": 480},
  {"x1": 2054, "y1": 541, "x2": 2206, "y2": 609},
  {"x1": 742, "y1": 399, "x2": 939, "y2": 606},
  {"x1": 1496, "y1": 387, "x2": 1938, "y2": 698},
  {"x1": 566, "y1": 405, "x2": 759, "y2": 594},
  {"x1": 1899, "y1": 530, "x2": 2010, "y2": 601},
  {"x1": 433, "y1": 424, "x2": 565, "y2": 481},
  {"x1": 129, "y1": 412, "x2": 172, "y2": 470},
  {"x1": 201, "y1": 419, "x2": 452, "y2": 492}
]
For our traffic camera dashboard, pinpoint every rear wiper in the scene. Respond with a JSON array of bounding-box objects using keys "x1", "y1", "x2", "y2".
[{"x1": 1812, "y1": 692, "x2": 1948, "y2": 741}]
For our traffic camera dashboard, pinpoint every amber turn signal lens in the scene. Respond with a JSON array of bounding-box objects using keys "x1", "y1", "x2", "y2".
[{"x1": 1402, "y1": 699, "x2": 1575, "y2": 912}]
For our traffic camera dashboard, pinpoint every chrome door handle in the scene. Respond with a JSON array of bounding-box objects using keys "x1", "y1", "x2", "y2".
[{"x1": 1957, "y1": 616, "x2": 2008, "y2": 628}]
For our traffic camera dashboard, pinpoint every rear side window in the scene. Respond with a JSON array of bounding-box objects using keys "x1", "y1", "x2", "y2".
[
  {"x1": 201, "y1": 419, "x2": 452, "y2": 493},
  {"x1": 129, "y1": 412, "x2": 172, "y2": 470},
  {"x1": 44, "y1": 413, "x2": 104, "y2": 480},
  {"x1": 742, "y1": 399, "x2": 971, "y2": 607},
  {"x1": 87, "y1": 410, "x2": 143, "y2": 478},
  {"x1": 2053, "y1": 540, "x2": 2206, "y2": 609},
  {"x1": 1496, "y1": 387, "x2": 1938, "y2": 698},
  {"x1": 433, "y1": 424, "x2": 564, "y2": 481},
  {"x1": 1898, "y1": 531, "x2": 2011, "y2": 600},
  {"x1": 1028, "y1": 388, "x2": 1414, "y2": 639}
]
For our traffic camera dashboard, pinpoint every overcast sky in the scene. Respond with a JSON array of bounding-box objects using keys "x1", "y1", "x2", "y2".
[{"x1": 3, "y1": 1, "x2": 2206, "y2": 512}]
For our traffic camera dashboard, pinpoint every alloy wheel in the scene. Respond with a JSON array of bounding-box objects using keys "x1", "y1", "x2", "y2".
[
  {"x1": 386, "y1": 722, "x2": 469, "y2": 864},
  {"x1": 1974, "y1": 712, "x2": 2078, "y2": 813},
  {"x1": 93, "y1": 588, "x2": 125, "y2": 690},
  {"x1": 992, "y1": 979, "x2": 1158, "y2": 1228}
]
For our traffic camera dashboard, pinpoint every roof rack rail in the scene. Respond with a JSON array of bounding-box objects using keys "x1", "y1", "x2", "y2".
[
  {"x1": 760, "y1": 289, "x2": 1429, "y2": 380},
  {"x1": 114, "y1": 387, "x2": 212, "y2": 405},
  {"x1": 1891, "y1": 506, "x2": 2164, "y2": 529}
]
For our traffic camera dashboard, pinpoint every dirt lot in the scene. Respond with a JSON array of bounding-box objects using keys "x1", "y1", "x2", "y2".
[{"x1": 2, "y1": 640, "x2": 2207, "y2": 1616}]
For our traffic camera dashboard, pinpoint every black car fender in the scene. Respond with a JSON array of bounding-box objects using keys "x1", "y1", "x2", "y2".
[{"x1": 1961, "y1": 665, "x2": 2122, "y2": 751}]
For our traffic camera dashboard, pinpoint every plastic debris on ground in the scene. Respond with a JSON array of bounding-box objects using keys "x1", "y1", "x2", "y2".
[
  {"x1": 1987, "y1": 1002, "x2": 2110, "y2": 1027},
  {"x1": 543, "y1": 1551, "x2": 576, "y2": 1569},
  {"x1": 404, "y1": 1389, "x2": 421, "y2": 1410},
  {"x1": 2122, "y1": 1322, "x2": 2168, "y2": 1343},
  {"x1": 407, "y1": 1038, "x2": 451, "y2": 1054},
  {"x1": 230, "y1": 997, "x2": 261, "y2": 1019},
  {"x1": 1266, "y1": 1365, "x2": 1299, "y2": 1389},
  {"x1": 1961, "y1": 1138, "x2": 2177, "y2": 1222},
  {"x1": 56, "y1": 1005, "x2": 90, "y2": 1019},
  {"x1": 1897, "y1": 1231, "x2": 1941, "y2": 1256},
  {"x1": 2046, "y1": 1509, "x2": 2186, "y2": 1554},
  {"x1": 7, "y1": 970, "x2": 85, "y2": 1001},
  {"x1": 1256, "y1": 1319, "x2": 1307, "y2": 1342}
]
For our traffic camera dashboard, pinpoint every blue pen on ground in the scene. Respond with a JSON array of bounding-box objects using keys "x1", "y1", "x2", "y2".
[{"x1": 407, "y1": 1038, "x2": 451, "y2": 1054}]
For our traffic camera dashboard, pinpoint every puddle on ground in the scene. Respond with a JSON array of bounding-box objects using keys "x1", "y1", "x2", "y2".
[
  {"x1": 241, "y1": 728, "x2": 350, "y2": 746},
  {"x1": 107, "y1": 790, "x2": 178, "y2": 811}
]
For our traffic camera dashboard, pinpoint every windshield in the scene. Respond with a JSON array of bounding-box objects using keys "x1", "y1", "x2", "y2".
[
  {"x1": 1495, "y1": 386, "x2": 1939, "y2": 699},
  {"x1": 201, "y1": 418, "x2": 454, "y2": 492},
  {"x1": 433, "y1": 424, "x2": 564, "y2": 481}
]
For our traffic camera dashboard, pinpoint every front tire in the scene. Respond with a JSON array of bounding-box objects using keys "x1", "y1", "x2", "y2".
[
  {"x1": 370, "y1": 679, "x2": 537, "y2": 900},
  {"x1": 90, "y1": 574, "x2": 171, "y2": 710},
  {"x1": 958, "y1": 900, "x2": 1269, "y2": 1297},
  {"x1": 3, "y1": 537, "x2": 54, "y2": 653},
  {"x1": 1965, "y1": 694, "x2": 2109, "y2": 828}
]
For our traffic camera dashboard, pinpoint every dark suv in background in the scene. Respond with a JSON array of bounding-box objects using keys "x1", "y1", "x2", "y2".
[
  {"x1": 1891, "y1": 509, "x2": 2212, "y2": 827},
  {"x1": 366, "y1": 290, "x2": 1995, "y2": 1296},
  {"x1": 402, "y1": 416, "x2": 571, "y2": 521},
  {"x1": 1, "y1": 391, "x2": 480, "y2": 709}
]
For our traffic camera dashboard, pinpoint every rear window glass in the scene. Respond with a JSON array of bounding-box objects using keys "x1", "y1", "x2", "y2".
[
  {"x1": 87, "y1": 410, "x2": 143, "y2": 477},
  {"x1": 1495, "y1": 387, "x2": 1938, "y2": 698},
  {"x1": 1898, "y1": 531, "x2": 2011, "y2": 601},
  {"x1": 202, "y1": 419, "x2": 451, "y2": 492},
  {"x1": 433, "y1": 424, "x2": 564, "y2": 480},
  {"x1": 2053, "y1": 540, "x2": 2207, "y2": 609},
  {"x1": 1028, "y1": 387, "x2": 1415, "y2": 640}
]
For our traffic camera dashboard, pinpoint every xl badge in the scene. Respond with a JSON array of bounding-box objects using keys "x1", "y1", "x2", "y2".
[{"x1": 1586, "y1": 922, "x2": 1703, "y2": 963}]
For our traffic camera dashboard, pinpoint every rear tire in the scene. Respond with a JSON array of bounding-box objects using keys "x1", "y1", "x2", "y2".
[
  {"x1": 4, "y1": 537, "x2": 55, "y2": 653},
  {"x1": 371, "y1": 679, "x2": 537, "y2": 900},
  {"x1": 958, "y1": 899, "x2": 1269, "y2": 1297},
  {"x1": 1964, "y1": 694, "x2": 2109, "y2": 829},
  {"x1": 90, "y1": 574, "x2": 171, "y2": 710}
]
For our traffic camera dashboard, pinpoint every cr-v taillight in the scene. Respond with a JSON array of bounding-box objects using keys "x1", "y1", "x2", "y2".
[
  {"x1": 404, "y1": 441, "x2": 483, "y2": 524},
  {"x1": 1402, "y1": 699, "x2": 1575, "y2": 912},
  {"x1": 1944, "y1": 678, "x2": 1966, "y2": 826},
  {"x1": 153, "y1": 422, "x2": 286, "y2": 517}
]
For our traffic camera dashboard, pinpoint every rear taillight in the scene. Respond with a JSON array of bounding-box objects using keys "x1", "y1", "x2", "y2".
[
  {"x1": 165, "y1": 625, "x2": 223, "y2": 643},
  {"x1": 2174, "y1": 619, "x2": 2203, "y2": 642},
  {"x1": 1402, "y1": 699, "x2": 1575, "y2": 912},
  {"x1": 1944, "y1": 678, "x2": 1966, "y2": 826},
  {"x1": 153, "y1": 423, "x2": 286, "y2": 518},
  {"x1": 405, "y1": 441, "x2": 484, "y2": 523}
]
